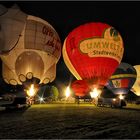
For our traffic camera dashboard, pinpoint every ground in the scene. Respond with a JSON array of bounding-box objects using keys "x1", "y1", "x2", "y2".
[{"x1": 0, "y1": 103, "x2": 140, "y2": 139}]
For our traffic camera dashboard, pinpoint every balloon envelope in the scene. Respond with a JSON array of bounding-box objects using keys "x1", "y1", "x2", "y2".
[
  {"x1": 131, "y1": 65, "x2": 140, "y2": 96},
  {"x1": 63, "y1": 22, "x2": 124, "y2": 89},
  {"x1": 106, "y1": 62, "x2": 137, "y2": 94},
  {"x1": 0, "y1": 5, "x2": 61, "y2": 85}
]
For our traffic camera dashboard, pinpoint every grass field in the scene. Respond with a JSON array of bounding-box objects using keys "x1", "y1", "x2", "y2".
[{"x1": 0, "y1": 103, "x2": 140, "y2": 139}]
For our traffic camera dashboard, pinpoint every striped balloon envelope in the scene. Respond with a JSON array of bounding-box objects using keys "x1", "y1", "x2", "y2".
[{"x1": 106, "y1": 62, "x2": 137, "y2": 95}]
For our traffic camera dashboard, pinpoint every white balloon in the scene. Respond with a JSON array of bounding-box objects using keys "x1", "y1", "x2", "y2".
[{"x1": 0, "y1": 5, "x2": 61, "y2": 85}]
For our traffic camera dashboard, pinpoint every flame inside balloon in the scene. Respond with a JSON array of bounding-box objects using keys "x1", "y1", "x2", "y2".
[{"x1": 26, "y1": 84, "x2": 38, "y2": 97}]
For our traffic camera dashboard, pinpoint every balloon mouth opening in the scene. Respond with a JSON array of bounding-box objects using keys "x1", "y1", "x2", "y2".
[
  {"x1": 18, "y1": 73, "x2": 40, "y2": 85},
  {"x1": 84, "y1": 78, "x2": 105, "y2": 89},
  {"x1": 88, "y1": 84, "x2": 104, "y2": 91},
  {"x1": 22, "y1": 77, "x2": 40, "y2": 87}
]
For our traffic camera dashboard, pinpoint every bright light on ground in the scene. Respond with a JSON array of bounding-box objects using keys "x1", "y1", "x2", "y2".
[
  {"x1": 39, "y1": 97, "x2": 44, "y2": 104},
  {"x1": 26, "y1": 84, "x2": 37, "y2": 97},
  {"x1": 40, "y1": 97, "x2": 44, "y2": 102},
  {"x1": 113, "y1": 98, "x2": 116, "y2": 101},
  {"x1": 65, "y1": 86, "x2": 71, "y2": 98},
  {"x1": 90, "y1": 88, "x2": 101, "y2": 98},
  {"x1": 119, "y1": 94, "x2": 124, "y2": 100}
]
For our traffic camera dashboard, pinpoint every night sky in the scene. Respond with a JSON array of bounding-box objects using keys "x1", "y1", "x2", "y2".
[{"x1": 1, "y1": 1, "x2": 140, "y2": 91}]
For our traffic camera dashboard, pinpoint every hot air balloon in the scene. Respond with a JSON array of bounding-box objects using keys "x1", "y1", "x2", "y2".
[
  {"x1": 63, "y1": 22, "x2": 124, "y2": 94},
  {"x1": 106, "y1": 62, "x2": 137, "y2": 95},
  {"x1": 0, "y1": 5, "x2": 61, "y2": 86},
  {"x1": 131, "y1": 65, "x2": 140, "y2": 96}
]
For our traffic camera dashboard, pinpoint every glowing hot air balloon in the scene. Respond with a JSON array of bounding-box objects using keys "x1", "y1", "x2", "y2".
[
  {"x1": 63, "y1": 22, "x2": 124, "y2": 92},
  {"x1": 131, "y1": 65, "x2": 140, "y2": 96},
  {"x1": 106, "y1": 62, "x2": 137, "y2": 95},
  {"x1": 0, "y1": 5, "x2": 61, "y2": 86}
]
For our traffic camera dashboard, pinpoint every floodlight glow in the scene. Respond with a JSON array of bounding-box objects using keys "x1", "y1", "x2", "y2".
[
  {"x1": 40, "y1": 97, "x2": 44, "y2": 101},
  {"x1": 39, "y1": 97, "x2": 44, "y2": 104},
  {"x1": 90, "y1": 88, "x2": 101, "y2": 98},
  {"x1": 113, "y1": 98, "x2": 116, "y2": 101},
  {"x1": 65, "y1": 86, "x2": 71, "y2": 98}
]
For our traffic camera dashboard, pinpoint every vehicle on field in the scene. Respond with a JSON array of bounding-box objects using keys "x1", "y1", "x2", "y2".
[
  {"x1": 92, "y1": 95, "x2": 126, "y2": 108},
  {"x1": 0, "y1": 93, "x2": 31, "y2": 110}
]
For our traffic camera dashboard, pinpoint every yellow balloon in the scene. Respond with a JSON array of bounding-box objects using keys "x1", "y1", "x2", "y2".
[{"x1": 131, "y1": 65, "x2": 140, "y2": 96}]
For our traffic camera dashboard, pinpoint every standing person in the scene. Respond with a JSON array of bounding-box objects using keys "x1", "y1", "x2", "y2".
[{"x1": 75, "y1": 96, "x2": 80, "y2": 104}]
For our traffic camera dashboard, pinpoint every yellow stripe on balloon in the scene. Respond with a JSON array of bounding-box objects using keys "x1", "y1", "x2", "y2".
[
  {"x1": 62, "y1": 39, "x2": 82, "y2": 80},
  {"x1": 110, "y1": 74, "x2": 137, "y2": 79}
]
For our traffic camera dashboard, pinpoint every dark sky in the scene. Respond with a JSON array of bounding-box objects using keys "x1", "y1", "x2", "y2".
[{"x1": 1, "y1": 1, "x2": 140, "y2": 89}]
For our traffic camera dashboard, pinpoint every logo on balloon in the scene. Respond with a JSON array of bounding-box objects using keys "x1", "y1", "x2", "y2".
[
  {"x1": 79, "y1": 27, "x2": 124, "y2": 63},
  {"x1": 24, "y1": 20, "x2": 61, "y2": 59}
]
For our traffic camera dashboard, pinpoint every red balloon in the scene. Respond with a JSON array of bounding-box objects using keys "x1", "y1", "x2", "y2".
[
  {"x1": 71, "y1": 80, "x2": 90, "y2": 97},
  {"x1": 63, "y1": 22, "x2": 124, "y2": 88}
]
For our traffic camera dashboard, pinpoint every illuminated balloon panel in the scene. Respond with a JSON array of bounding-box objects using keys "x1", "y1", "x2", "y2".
[
  {"x1": 0, "y1": 4, "x2": 27, "y2": 53},
  {"x1": 40, "y1": 63, "x2": 56, "y2": 84},
  {"x1": 0, "y1": 5, "x2": 61, "y2": 85},
  {"x1": 63, "y1": 22, "x2": 124, "y2": 89},
  {"x1": 106, "y1": 62, "x2": 137, "y2": 94},
  {"x1": 131, "y1": 65, "x2": 140, "y2": 96},
  {"x1": 2, "y1": 63, "x2": 21, "y2": 85},
  {"x1": 71, "y1": 80, "x2": 90, "y2": 97},
  {"x1": 15, "y1": 51, "x2": 44, "y2": 81}
]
